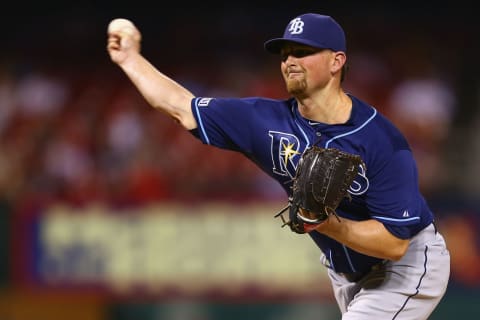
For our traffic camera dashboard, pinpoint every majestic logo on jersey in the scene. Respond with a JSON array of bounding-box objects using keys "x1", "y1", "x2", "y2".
[
  {"x1": 198, "y1": 98, "x2": 213, "y2": 107},
  {"x1": 269, "y1": 131, "x2": 369, "y2": 195},
  {"x1": 288, "y1": 18, "x2": 304, "y2": 35}
]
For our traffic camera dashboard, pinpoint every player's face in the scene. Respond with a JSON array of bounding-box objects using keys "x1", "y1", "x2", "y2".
[{"x1": 280, "y1": 44, "x2": 335, "y2": 97}]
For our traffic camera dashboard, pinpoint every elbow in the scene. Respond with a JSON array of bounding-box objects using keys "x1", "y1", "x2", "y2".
[
  {"x1": 152, "y1": 100, "x2": 197, "y2": 130},
  {"x1": 175, "y1": 114, "x2": 197, "y2": 130},
  {"x1": 171, "y1": 95, "x2": 197, "y2": 130}
]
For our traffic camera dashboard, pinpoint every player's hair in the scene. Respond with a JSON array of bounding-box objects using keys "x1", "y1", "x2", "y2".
[{"x1": 340, "y1": 64, "x2": 349, "y2": 83}]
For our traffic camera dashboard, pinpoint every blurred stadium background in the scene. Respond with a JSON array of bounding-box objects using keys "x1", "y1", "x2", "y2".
[{"x1": 1, "y1": 1, "x2": 479, "y2": 319}]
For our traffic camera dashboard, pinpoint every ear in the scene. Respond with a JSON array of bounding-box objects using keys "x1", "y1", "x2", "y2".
[{"x1": 331, "y1": 52, "x2": 346, "y2": 74}]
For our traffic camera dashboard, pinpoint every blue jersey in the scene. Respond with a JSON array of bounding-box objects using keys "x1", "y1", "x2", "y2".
[{"x1": 190, "y1": 94, "x2": 434, "y2": 273}]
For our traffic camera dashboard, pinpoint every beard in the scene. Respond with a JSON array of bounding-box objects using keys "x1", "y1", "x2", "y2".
[{"x1": 285, "y1": 76, "x2": 307, "y2": 97}]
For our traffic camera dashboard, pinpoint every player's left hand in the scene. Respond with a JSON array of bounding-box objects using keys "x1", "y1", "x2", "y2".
[
  {"x1": 274, "y1": 147, "x2": 364, "y2": 234},
  {"x1": 298, "y1": 208, "x2": 329, "y2": 232}
]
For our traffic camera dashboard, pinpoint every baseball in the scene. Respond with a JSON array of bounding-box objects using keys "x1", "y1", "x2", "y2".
[{"x1": 108, "y1": 18, "x2": 136, "y2": 35}]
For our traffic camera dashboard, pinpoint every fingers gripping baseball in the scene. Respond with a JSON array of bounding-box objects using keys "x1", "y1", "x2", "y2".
[{"x1": 107, "y1": 18, "x2": 142, "y2": 64}]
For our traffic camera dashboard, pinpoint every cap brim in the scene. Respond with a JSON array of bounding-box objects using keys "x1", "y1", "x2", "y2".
[{"x1": 264, "y1": 37, "x2": 327, "y2": 54}]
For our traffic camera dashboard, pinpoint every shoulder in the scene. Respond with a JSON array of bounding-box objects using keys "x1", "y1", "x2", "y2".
[
  {"x1": 193, "y1": 96, "x2": 292, "y2": 108},
  {"x1": 345, "y1": 96, "x2": 412, "y2": 173},
  {"x1": 191, "y1": 96, "x2": 297, "y2": 132},
  {"x1": 192, "y1": 97, "x2": 295, "y2": 123},
  {"x1": 350, "y1": 95, "x2": 409, "y2": 150}
]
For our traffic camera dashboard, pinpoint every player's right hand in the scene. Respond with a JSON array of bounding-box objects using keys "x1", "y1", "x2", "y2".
[{"x1": 107, "y1": 18, "x2": 142, "y2": 65}]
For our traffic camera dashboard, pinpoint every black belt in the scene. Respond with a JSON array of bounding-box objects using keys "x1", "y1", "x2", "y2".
[
  {"x1": 338, "y1": 260, "x2": 386, "y2": 283},
  {"x1": 340, "y1": 270, "x2": 368, "y2": 282}
]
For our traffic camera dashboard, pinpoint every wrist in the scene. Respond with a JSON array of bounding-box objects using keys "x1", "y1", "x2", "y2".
[{"x1": 303, "y1": 220, "x2": 327, "y2": 233}]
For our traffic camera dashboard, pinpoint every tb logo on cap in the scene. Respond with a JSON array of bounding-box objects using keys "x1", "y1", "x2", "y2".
[{"x1": 288, "y1": 18, "x2": 304, "y2": 35}]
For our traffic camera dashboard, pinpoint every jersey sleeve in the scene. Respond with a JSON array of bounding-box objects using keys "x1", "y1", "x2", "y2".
[
  {"x1": 190, "y1": 97, "x2": 263, "y2": 152},
  {"x1": 366, "y1": 149, "x2": 428, "y2": 238}
]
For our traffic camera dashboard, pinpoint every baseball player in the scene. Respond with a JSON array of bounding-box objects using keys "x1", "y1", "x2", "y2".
[{"x1": 107, "y1": 13, "x2": 450, "y2": 319}]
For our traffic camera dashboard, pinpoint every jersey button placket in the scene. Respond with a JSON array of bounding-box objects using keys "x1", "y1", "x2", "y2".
[{"x1": 314, "y1": 131, "x2": 323, "y2": 146}]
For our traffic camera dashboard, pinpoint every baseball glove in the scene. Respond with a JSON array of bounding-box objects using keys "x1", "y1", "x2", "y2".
[{"x1": 275, "y1": 147, "x2": 365, "y2": 234}]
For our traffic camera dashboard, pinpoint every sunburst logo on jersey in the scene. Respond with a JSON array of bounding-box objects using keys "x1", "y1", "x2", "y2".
[{"x1": 281, "y1": 142, "x2": 300, "y2": 166}]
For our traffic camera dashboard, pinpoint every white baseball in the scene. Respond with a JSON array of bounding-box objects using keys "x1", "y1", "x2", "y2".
[{"x1": 108, "y1": 18, "x2": 136, "y2": 35}]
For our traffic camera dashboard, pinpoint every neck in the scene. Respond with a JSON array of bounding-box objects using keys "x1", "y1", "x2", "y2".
[{"x1": 297, "y1": 90, "x2": 352, "y2": 124}]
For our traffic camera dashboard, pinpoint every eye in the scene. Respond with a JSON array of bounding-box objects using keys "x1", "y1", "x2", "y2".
[
  {"x1": 280, "y1": 48, "x2": 319, "y2": 61},
  {"x1": 293, "y1": 49, "x2": 317, "y2": 57}
]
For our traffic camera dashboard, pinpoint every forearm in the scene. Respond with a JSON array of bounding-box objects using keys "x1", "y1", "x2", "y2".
[
  {"x1": 119, "y1": 53, "x2": 197, "y2": 129},
  {"x1": 316, "y1": 217, "x2": 409, "y2": 261}
]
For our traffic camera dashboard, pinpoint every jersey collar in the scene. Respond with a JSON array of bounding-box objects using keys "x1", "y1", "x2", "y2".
[{"x1": 292, "y1": 96, "x2": 357, "y2": 133}]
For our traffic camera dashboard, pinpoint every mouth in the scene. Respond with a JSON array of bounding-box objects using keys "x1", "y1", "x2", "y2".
[
  {"x1": 287, "y1": 72, "x2": 303, "y2": 80},
  {"x1": 286, "y1": 66, "x2": 303, "y2": 74}
]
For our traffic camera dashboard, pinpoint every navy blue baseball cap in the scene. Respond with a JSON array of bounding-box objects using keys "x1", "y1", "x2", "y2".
[{"x1": 264, "y1": 13, "x2": 346, "y2": 53}]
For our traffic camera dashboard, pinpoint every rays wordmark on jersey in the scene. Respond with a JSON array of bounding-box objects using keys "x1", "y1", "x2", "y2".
[{"x1": 269, "y1": 131, "x2": 369, "y2": 195}]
